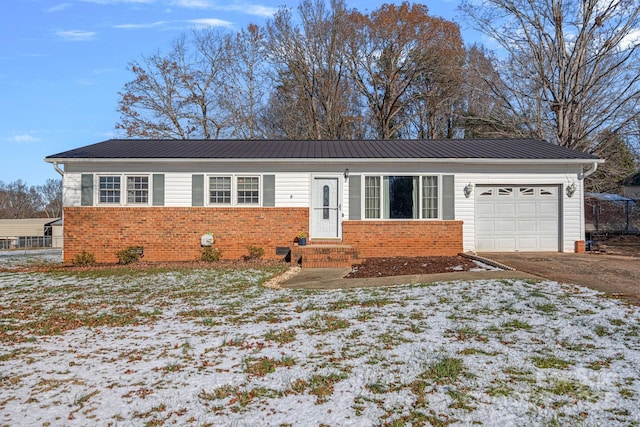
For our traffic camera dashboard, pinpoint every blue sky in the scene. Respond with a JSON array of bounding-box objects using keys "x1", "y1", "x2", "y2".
[{"x1": 1, "y1": 0, "x2": 478, "y2": 185}]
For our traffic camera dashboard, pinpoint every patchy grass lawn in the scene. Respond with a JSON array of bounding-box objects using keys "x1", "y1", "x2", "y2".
[{"x1": 0, "y1": 265, "x2": 639, "y2": 426}]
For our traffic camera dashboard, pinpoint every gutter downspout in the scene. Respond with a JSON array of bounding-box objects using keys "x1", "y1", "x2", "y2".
[
  {"x1": 579, "y1": 162, "x2": 599, "y2": 249},
  {"x1": 580, "y1": 162, "x2": 598, "y2": 180},
  {"x1": 52, "y1": 162, "x2": 64, "y2": 177}
]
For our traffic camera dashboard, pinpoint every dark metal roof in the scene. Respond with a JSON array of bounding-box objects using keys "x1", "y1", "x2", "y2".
[{"x1": 46, "y1": 138, "x2": 600, "y2": 161}]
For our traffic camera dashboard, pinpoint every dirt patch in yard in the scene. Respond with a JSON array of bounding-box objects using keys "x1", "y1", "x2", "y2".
[
  {"x1": 346, "y1": 256, "x2": 482, "y2": 278},
  {"x1": 481, "y1": 252, "x2": 640, "y2": 306}
]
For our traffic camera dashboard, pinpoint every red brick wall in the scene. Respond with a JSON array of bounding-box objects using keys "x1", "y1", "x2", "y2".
[
  {"x1": 63, "y1": 207, "x2": 308, "y2": 263},
  {"x1": 342, "y1": 220, "x2": 463, "y2": 258}
]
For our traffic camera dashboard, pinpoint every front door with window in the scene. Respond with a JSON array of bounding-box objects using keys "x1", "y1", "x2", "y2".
[{"x1": 311, "y1": 177, "x2": 340, "y2": 239}]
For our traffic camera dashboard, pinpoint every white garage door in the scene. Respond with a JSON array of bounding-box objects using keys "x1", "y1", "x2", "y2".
[{"x1": 475, "y1": 186, "x2": 560, "y2": 252}]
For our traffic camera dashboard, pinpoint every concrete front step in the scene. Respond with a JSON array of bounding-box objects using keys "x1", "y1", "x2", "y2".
[{"x1": 291, "y1": 244, "x2": 359, "y2": 268}]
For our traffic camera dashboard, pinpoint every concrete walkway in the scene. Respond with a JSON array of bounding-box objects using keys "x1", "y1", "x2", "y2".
[{"x1": 280, "y1": 267, "x2": 540, "y2": 290}]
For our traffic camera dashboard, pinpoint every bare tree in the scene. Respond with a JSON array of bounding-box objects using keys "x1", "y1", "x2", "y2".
[
  {"x1": 461, "y1": 0, "x2": 640, "y2": 152},
  {"x1": 266, "y1": 0, "x2": 360, "y2": 139},
  {"x1": 38, "y1": 179, "x2": 63, "y2": 218},
  {"x1": 0, "y1": 180, "x2": 42, "y2": 219},
  {"x1": 223, "y1": 24, "x2": 269, "y2": 139},
  {"x1": 117, "y1": 30, "x2": 234, "y2": 139},
  {"x1": 345, "y1": 2, "x2": 465, "y2": 139}
]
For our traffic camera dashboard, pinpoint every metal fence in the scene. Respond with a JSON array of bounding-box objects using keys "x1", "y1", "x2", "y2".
[
  {"x1": 585, "y1": 196, "x2": 640, "y2": 234},
  {"x1": 0, "y1": 236, "x2": 54, "y2": 250}
]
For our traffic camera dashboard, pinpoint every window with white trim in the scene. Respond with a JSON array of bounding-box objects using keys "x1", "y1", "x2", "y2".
[
  {"x1": 127, "y1": 176, "x2": 149, "y2": 204},
  {"x1": 237, "y1": 176, "x2": 259, "y2": 204},
  {"x1": 209, "y1": 176, "x2": 232, "y2": 204},
  {"x1": 99, "y1": 176, "x2": 121, "y2": 204},
  {"x1": 363, "y1": 175, "x2": 440, "y2": 219},
  {"x1": 207, "y1": 175, "x2": 260, "y2": 206},
  {"x1": 98, "y1": 175, "x2": 150, "y2": 205}
]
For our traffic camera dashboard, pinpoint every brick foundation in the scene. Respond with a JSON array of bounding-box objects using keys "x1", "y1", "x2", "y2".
[
  {"x1": 63, "y1": 208, "x2": 464, "y2": 264},
  {"x1": 342, "y1": 220, "x2": 463, "y2": 258},
  {"x1": 63, "y1": 207, "x2": 308, "y2": 263}
]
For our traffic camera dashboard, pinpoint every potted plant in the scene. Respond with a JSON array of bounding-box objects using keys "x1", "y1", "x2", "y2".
[{"x1": 296, "y1": 232, "x2": 308, "y2": 246}]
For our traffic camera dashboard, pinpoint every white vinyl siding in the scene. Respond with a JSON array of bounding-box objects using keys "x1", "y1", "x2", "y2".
[
  {"x1": 165, "y1": 174, "x2": 192, "y2": 207},
  {"x1": 63, "y1": 173, "x2": 82, "y2": 207},
  {"x1": 275, "y1": 173, "x2": 310, "y2": 207}
]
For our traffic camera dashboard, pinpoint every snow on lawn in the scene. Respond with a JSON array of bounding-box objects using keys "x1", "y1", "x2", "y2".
[
  {"x1": 0, "y1": 249, "x2": 62, "y2": 269},
  {"x1": 1, "y1": 267, "x2": 639, "y2": 426}
]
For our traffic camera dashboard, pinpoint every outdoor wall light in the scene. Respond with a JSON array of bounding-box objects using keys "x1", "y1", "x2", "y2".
[
  {"x1": 344, "y1": 168, "x2": 349, "y2": 179},
  {"x1": 464, "y1": 183, "x2": 474, "y2": 198},
  {"x1": 566, "y1": 182, "x2": 577, "y2": 198}
]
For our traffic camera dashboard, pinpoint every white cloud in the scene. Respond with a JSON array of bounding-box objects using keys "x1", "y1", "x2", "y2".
[
  {"x1": 188, "y1": 18, "x2": 233, "y2": 28},
  {"x1": 114, "y1": 18, "x2": 231, "y2": 30},
  {"x1": 171, "y1": 1, "x2": 277, "y2": 17},
  {"x1": 113, "y1": 21, "x2": 169, "y2": 29},
  {"x1": 9, "y1": 133, "x2": 40, "y2": 143},
  {"x1": 47, "y1": 3, "x2": 72, "y2": 12},
  {"x1": 172, "y1": 0, "x2": 211, "y2": 8},
  {"x1": 54, "y1": 30, "x2": 97, "y2": 41},
  {"x1": 79, "y1": 0, "x2": 155, "y2": 4}
]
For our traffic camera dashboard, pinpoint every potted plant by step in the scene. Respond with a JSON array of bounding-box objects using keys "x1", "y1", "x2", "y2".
[{"x1": 296, "y1": 232, "x2": 308, "y2": 246}]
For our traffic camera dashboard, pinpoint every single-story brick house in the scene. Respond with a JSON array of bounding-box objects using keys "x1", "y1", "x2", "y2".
[{"x1": 45, "y1": 138, "x2": 601, "y2": 265}]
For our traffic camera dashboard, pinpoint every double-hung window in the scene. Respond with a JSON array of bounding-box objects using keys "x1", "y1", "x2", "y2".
[
  {"x1": 127, "y1": 176, "x2": 149, "y2": 204},
  {"x1": 363, "y1": 175, "x2": 440, "y2": 219},
  {"x1": 208, "y1": 175, "x2": 260, "y2": 206},
  {"x1": 209, "y1": 176, "x2": 232, "y2": 204},
  {"x1": 99, "y1": 176, "x2": 121, "y2": 204},
  {"x1": 98, "y1": 175, "x2": 149, "y2": 205}
]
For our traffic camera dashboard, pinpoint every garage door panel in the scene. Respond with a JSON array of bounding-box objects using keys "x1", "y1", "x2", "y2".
[
  {"x1": 517, "y1": 203, "x2": 537, "y2": 216},
  {"x1": 539, "y1": 220, "x2": 558, "y2": 233},
  {"x1": 517, "y1": 220, "x2": 537, "y2": 233},
  {"x1": 476, "y1": 185, "x2": 559, "y2": 252},
  {"x1": 476, "y1": 204, "x2": 495, "y2": 215},
  {"x1": 495, "y1": 204, "x2": 516, "y2": 215},
  {"x1": 517, "y1": 237, "x2": 538, "y2": 251},
  {"x1": 538, "y1": 202, "x2": 558, "y2": 215},
  {"x1": 476, "y1": 220, "x2": 495, "y2": 233},
  {"x1": 496, "y1": 220, "x2": 516, "y2": 232},
  {"x1": 495, "y1": 238, "x2": 517, "y2": 251},
  {"x1": 539, "y1": 238, "x2": 558, "y2": 250}
]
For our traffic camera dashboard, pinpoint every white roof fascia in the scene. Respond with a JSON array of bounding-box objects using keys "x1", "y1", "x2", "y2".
[{"x1": 45, "y1": 157, "x2": 604, "y2": 165}]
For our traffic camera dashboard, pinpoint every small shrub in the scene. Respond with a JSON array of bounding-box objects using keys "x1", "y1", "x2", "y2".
[
  {"x1": 201, "y1": 247, "x2": 222, "y2": 262},
  {"x1": 71, "y1": 250, "x2": 96, "y2": 266},
  {"x1": 246, "y1": 245, "x2": 265, "y2": 260},
  {"x1": 115, "y1": 246, "x2": 142, "y2": 265}
]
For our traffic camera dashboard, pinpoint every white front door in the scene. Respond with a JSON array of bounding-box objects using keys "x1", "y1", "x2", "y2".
[{"x1": 311, "y1": 177, "x2": 340, "y2": 239}]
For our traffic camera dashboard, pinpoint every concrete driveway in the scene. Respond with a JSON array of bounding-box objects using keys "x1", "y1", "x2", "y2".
[{"x1": 480, "y1": 252, "x2": 640, "y2": 305}]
